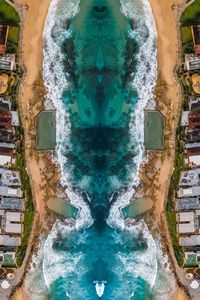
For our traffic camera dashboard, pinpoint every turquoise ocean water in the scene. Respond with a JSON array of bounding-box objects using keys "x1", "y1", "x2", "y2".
[{"x1": 25, "y1": 1, "x2": 176, "y2": 299}]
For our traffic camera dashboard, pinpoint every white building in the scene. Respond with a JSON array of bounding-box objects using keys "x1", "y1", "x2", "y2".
[
  {"x1": 0, "y1": 186, "x2": 22, "y2": 198},
  {"x1": 188, "y1": 155, "x2": 200, "y2": 166},
  {"x1": 179, "y1": 235, "x2": 200, "y2": 247},
  {"x1": 178, "y1": 186, "x2": 200, "y2": 198},
  {"x1": 0, "y1": 235, "x2": 21, "y2": 246},
  {"x1": 4, "y1": 223, "x2": 23, "y2": 234},
  {"x1": 181, "y1": 111, "x2": 189, "y2": 126},
  {"x1": 0, "y1": 54, "x2": 15, "y2": 71},
  {"x1": 0, "y1": 168, "x2": 21, "y2": 186},
  {"x1": 0, "y1": 155, "x2": 13, "y2": 166},
  {"x1": 176, "y1": 212, "x2": 195, "y2": 223},
  {"x1": 179, "y1": 169, "x2": 200, "y2": 186},
  {"x1": 177, "y1": 222, "x2": 195, "y2": 234},
  {"x1": 185, "y1": 54, "x2": 200, "y2": 71},
  {"x1": 6, "y1": 212, "x2": 24, "y2": 223}
]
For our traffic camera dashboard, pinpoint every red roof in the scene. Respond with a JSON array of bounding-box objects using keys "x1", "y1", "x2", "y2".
[
  {"x1": 0, "y1": 113, "x2": 12, "y2": 127},
  {"x1": 189, "y1": 111, "x2": 200, "y2": 128}
]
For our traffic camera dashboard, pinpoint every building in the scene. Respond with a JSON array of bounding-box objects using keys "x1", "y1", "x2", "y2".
[
  {"x1": 179, "y1": 169, "x2": 200, "y2": 186},
  {"x1": 0, "y1": 112, "x2": 12, "y2": 127},
  {"x1": 181, "y1": 111, "x2": 189, "y2": 126},
  {"x1": 179, "y1": 235, "x2": 200, "y2": 247},
  {"x1": 189, "y1": 96, "x2": 200, "y2": 112},
  {"x1": 0, "y1": 251, "x2": 16, "y2": 266},
  {"x1": 0, "y1": 26, "x2": 9, "y2": 55},
  {"x1": 0, "y1": 155, "x2": 13, "y2": 167},
  {"x1": 176, "y1": 212, "x2": 195, "y2": 222},
  {"x1": 186, "y1": 129, "x2": 200, "y2": 143},
  {"x1": 178, "y1": 186, "x2": 200, "y2": 197},
  {"x1": 6, "y1": 212, "x2": 24, "y2": 223},
  {"x1": 192, "y1": 25, "x2": 200, "y2": 54},
  {"x1": 0, "y1": 142, "x2": 15, "y2": 157},
  {"x1": 0, "y1": 198, "x2": 24, "y2": 211},
  {"x1": 185, "y1": 54, "x2": 200, "y2": 71},
  {"x1": 185, "y1": 142, "x2": 200, "y2": 158},
  {"x1": 188, "y1": 155, "x2": 200, "y2": 166},
  {"x1": 0, "y1": 97, "x2": 11, "y2": 113},
  {"x1": 11, "y1": 111, "x2": 19, "y2": 127},
  {"x1": 0, "y1": 130, "x2": 15, "y2": 143},
  {"x1": 4, "y1": 223, "x2": 23, "y2": 234},
  {"x1": 0, "y1": 235, "x2": 21, "y2": 246},
  {"x1": 0, "y1": 54, "x2": 15, "y2": 71},
  {"x1": 188, "y1": 112, "x2": 200, "y2": 128},
  {"x1": 176, "y1": 197, "x2": 200, "y2": 211},
  {"x1": 184, "y1": 251, "x2": 200, "y2": 266},
  {"x1": 0, "y1": 186, "x2": 22, "y2": 198},
  {"x1": 0, "y1": 168, "x2": 21, "y2": 186},
  {"x1": 177, "y1": 222, "x2": 195, "y2": 234}
]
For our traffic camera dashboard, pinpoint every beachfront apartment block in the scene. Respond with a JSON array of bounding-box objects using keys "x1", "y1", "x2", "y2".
[
  {"x1": 0, "y1": 168, "x2": 21, "y2": 187},
  {"x1": 177, "y1": 223, "x2": 195, "y2": 234},
  {"x1": 0, "y1": 198, "x2": 24, "y2": 211},
  {"x1": 184, "y1": 251, "x2": 200, "y2": 267},
  {"x1": 176, "y1": 197, "x2": 200, "y2": 211},
  {"x1": 0, "y1": 235, "x2": 21, "y2": 247},
  {"x1": 185, "y1": 54, "x2": 200, "y2": 71},
  {"x1": 178, "y1": 186, "x2": 200, "y2": 198},
  {"x1": 189, "y1": 96, "x2": 200, "y2": 112},
  {"x1": 179, "y1": 235, "x2": 200, "y2": 247},
  {"x1": 0, "y1": 155, "x2": 13, "y2": 167},
  {"x1": 0, "y1": 251, "x2": 16, "y2": 266},
  {"x1": 0, "y1": 186, "x2": 22, "y2": 198},
  {"x1": 0, "y1": 54, "x2": 15, "y2": 71},
  {"x1": 176, "y1": 212, "x2": 195, "y2": 223},
  {"x1": 179, "y1": 169, "x2": 200, "y2": 187}
]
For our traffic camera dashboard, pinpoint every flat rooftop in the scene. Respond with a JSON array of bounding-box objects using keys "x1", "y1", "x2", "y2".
[
  {"x1": 36, "y1": 111, "x2": 56, "y2": 151},
  {"x1": 144, "y1": 110, "x2": 165, "y2": 150}
]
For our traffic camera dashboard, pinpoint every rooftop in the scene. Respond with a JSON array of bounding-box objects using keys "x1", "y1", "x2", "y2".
[
  {"x1": 176, "y1": 197, "x2": 200, "y2": 211},
  {"x1": 0, "y1": 186, "x2": 22, "y2": 198},
  {"x1": 179, "y1": 235, "x2": 200, "y2": 246},
  {"x1": 0, "y1": 198, "x2": 24, "y2": 211},
  {"x1": 0, "y1": 54, "x2": 15, "y2": 71},
  {"x1": 179, "y1": 169, "x2": 200, "y2": 186},
  {"x1": 0, "y1": 168, "x2": 21, "y2": 186},
  {"x1": 0, "y1": 235, "x2": 21, "y2": 247},
  {"x1": 185, "y1": 54, "x2": 200, "y2": 71},
  {"x1": 181, "y1": 111, "x2": 189, "y2": 126},
  {"x1": 178, "y1": 186, "x2": 200, "y2": 198},
  {"x1": 177, "y1": 222, "x2": 195, "y2": 234},
  {"x1": 176, "y1": 212, "x2": 195, "y2": 222}
]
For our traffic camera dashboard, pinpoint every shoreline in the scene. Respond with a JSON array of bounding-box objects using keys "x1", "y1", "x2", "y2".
[
  {"x1": 146, "y1": 0, "x2": 190, "y2": 299},
  {"x1": 11, "y1": 0, "x2": 56, "y2": 299},
  {"x1": 10, "y1": 0, "x2": 188, "y2": 299}
]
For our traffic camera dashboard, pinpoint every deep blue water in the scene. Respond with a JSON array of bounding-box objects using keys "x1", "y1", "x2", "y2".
[{"x1": 31, "y1": 0, "x2": 161, "y2": 299}]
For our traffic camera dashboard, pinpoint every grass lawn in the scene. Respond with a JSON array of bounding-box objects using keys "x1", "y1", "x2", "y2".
[
  {"x1": 181, "y1": 26, "x2": 194, "y2": 53},
  {"x1": 180, "y1": 0, "x2": 200, "y2": 26},
  {"x1": 7, "y1": 26, "x2": 20, "y2": 53},
  {"x1": 0, "y1": 0, "x2": 20, "y2": 26}
]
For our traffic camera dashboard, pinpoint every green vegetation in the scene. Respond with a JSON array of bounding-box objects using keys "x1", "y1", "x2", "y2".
[
  {"x1": 7, "y1": 26, "x2": 20, "y2": 53},
  {"x1": 0, "y1": 0, "x2": 20, "y2": 26},
  {"x1": 166, "y1": 119, "x2": 188, "y2": 267},
  {"x1": 15, "y1": 124, "x2": 34, "y2": 267},
  {"x1": 181, "y1": 26, "x2": 194, "y2": 54},
  {"x1": 180, "y1": 0, "x2": 200, "y2": 26}
]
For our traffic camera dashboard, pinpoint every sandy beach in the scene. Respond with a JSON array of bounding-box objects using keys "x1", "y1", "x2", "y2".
[
  {"x1": 11, "y1": 0, "x2": 188, "y2": 299},
  {"x1": 11, "y1": 0, "x2": 54, "y2": 299}
]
